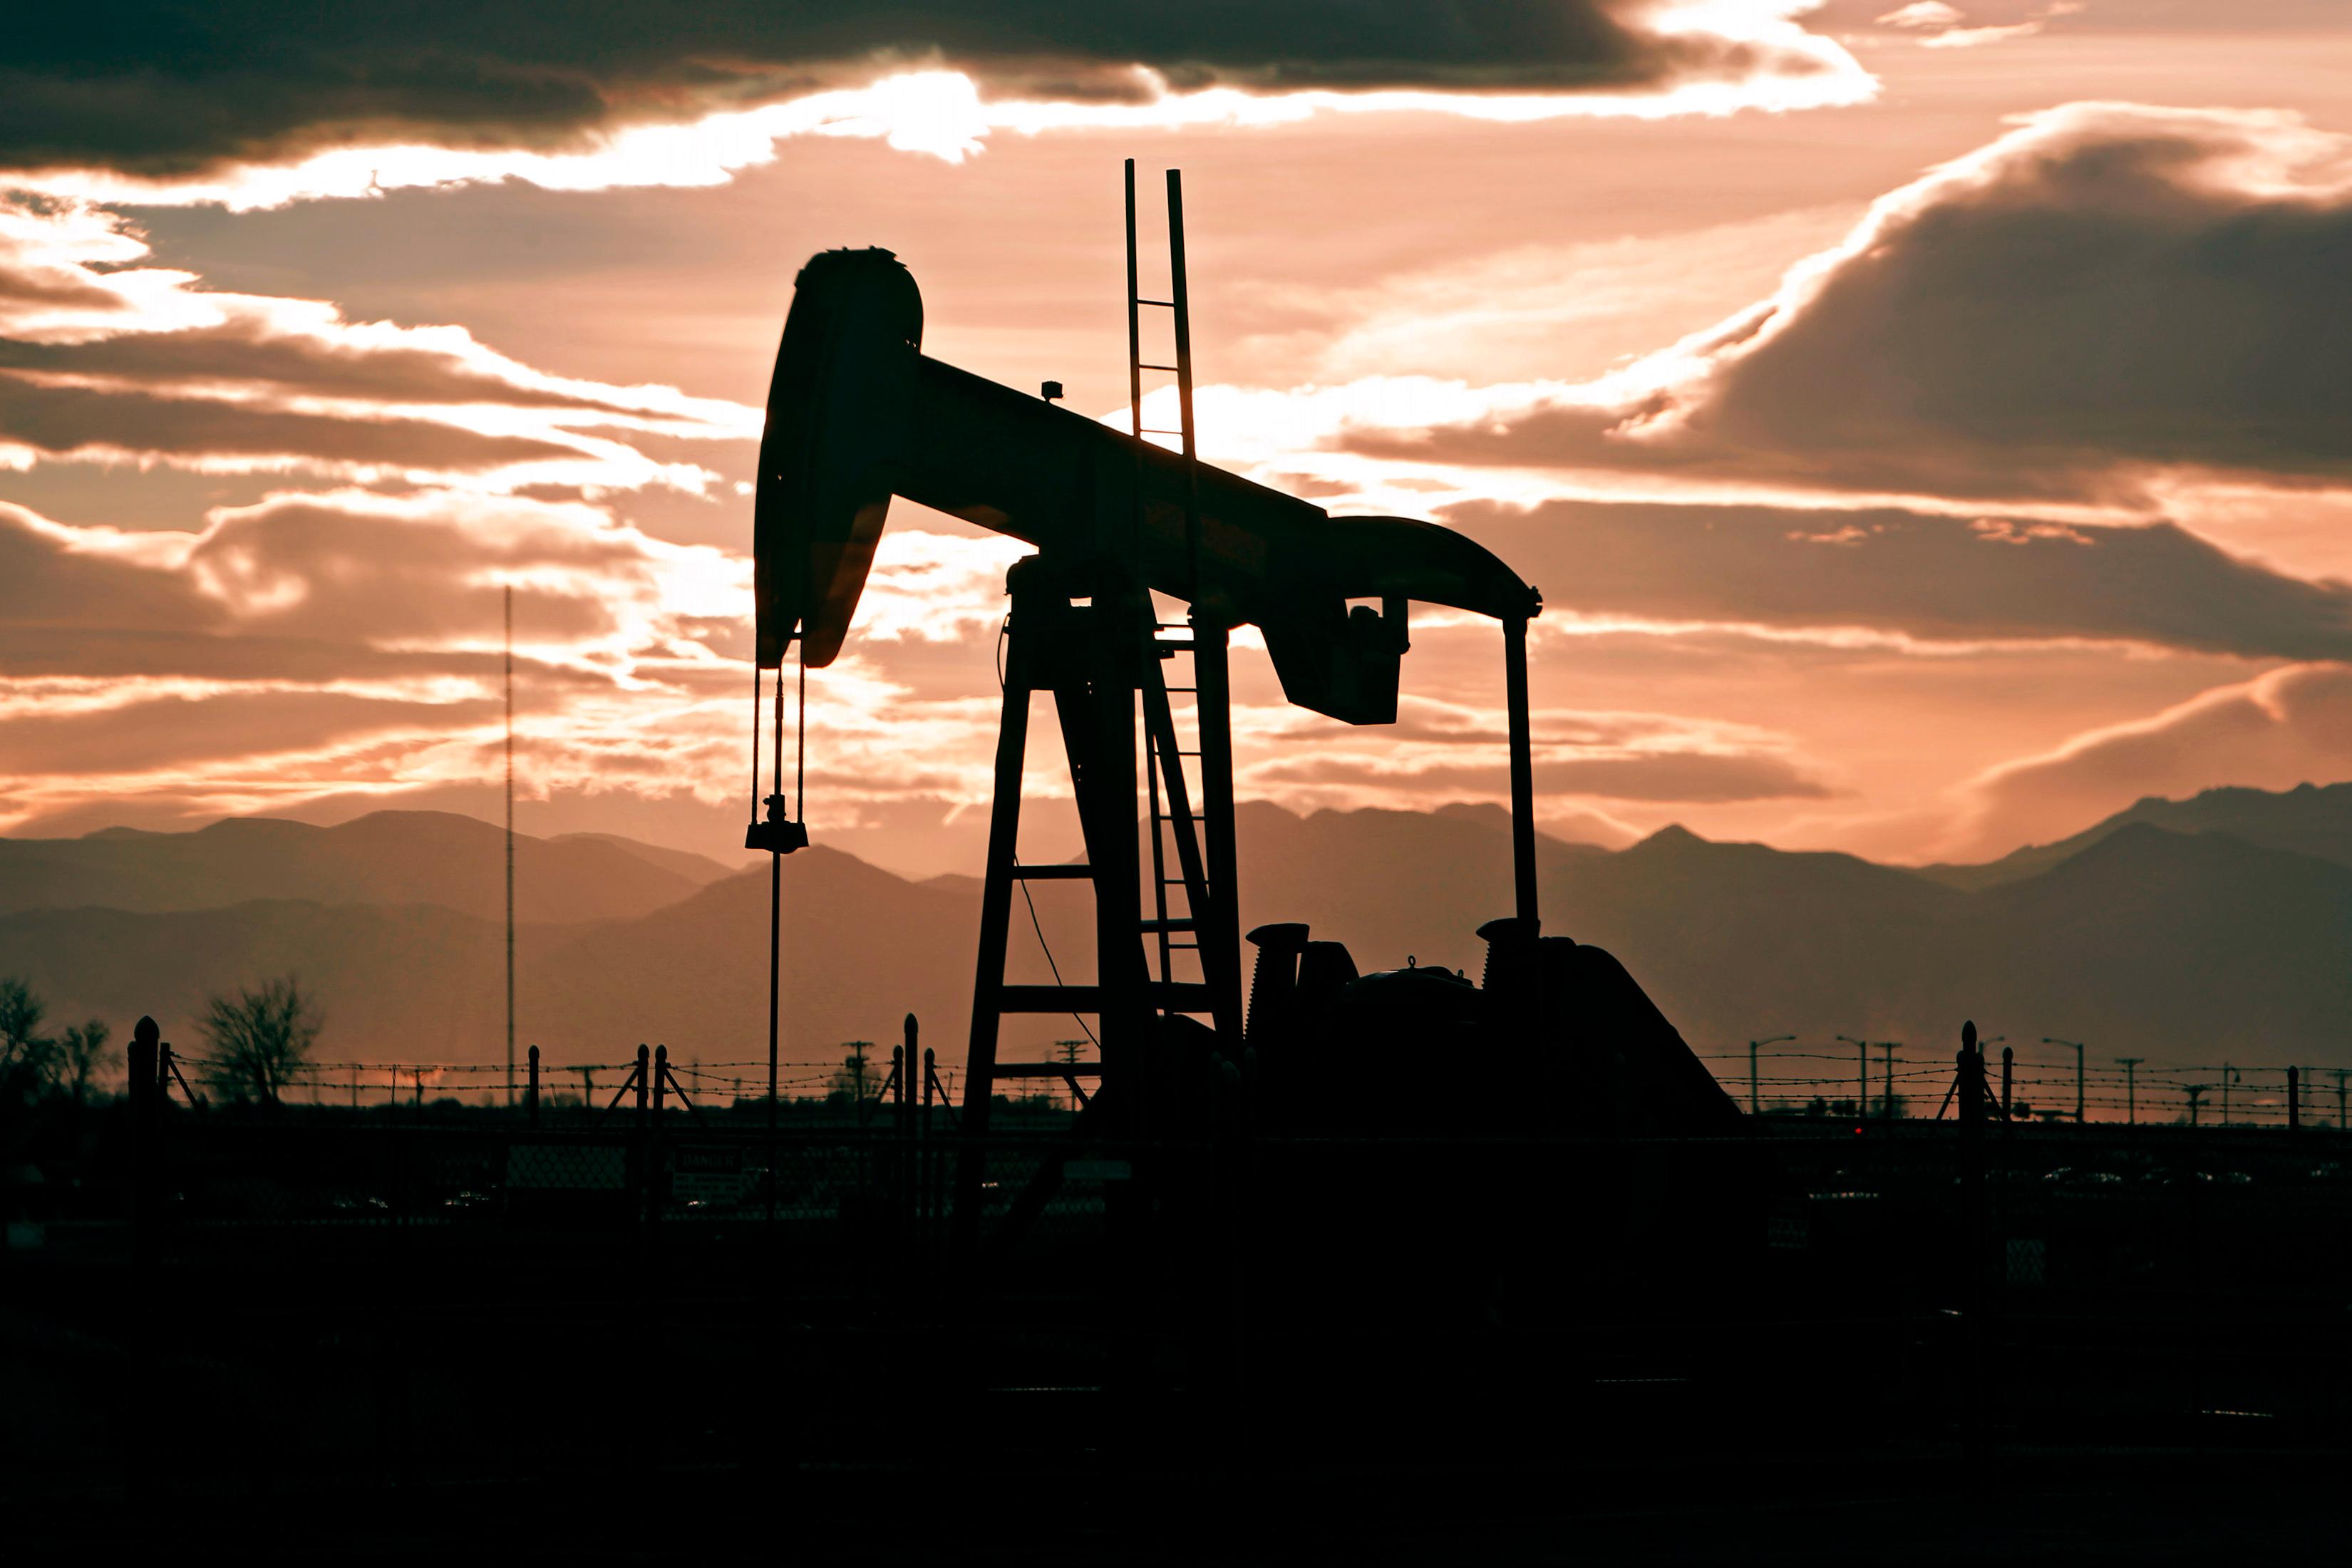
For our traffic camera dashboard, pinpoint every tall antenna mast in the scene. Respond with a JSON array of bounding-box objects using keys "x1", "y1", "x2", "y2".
[{"x1": 505, "y1": 583, "x2": 515, "y2": 1110}]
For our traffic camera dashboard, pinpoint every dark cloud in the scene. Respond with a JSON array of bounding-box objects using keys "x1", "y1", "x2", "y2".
[
  {"x1": 1445, "y1": 499, "x2": 2352, "y2": 659},
  {"x1": 0, "y1": 3, "x2": 1845, "y2": 177},
  {"x1": 0, "y1": 502, "x2": 216, "y2": 633},
  {"x1": 0, "y1": 326, "x2": 648, "y2": 415},
  {"x1": 1364, "y1": 105, "x2": 2352, "y2": 505},
  {"x1": 1253, "y1": 750, "x2": 1830, "y2": 803},
  {"x1": 0, "y1": 372, "x2": 586, "y2": 472},
  {"x1": 0, "y1": 689, "x2": 498, "y2": 775}
]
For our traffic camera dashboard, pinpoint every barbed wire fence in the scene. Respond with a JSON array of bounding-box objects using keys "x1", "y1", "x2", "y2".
[
  {"x1": 162, "y1": 1051, "x2": 979, "y2": 1114},
  {"x1": 1693, "y1": 1046, "x2": 2342, "y2": 1127},
  {"x1": 153, "y1": 1040, "x2": 2347, "y2": 1128}
]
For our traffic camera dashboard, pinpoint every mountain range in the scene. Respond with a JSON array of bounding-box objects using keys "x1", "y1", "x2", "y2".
[{"x1": 2, "y1": 785, "x2": 2347, "y2": 1088}]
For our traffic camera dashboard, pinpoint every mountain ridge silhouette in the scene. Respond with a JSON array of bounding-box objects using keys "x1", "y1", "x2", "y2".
[{"x1": 5, "y1": 783, "x2": 2348, "y2": 1075}]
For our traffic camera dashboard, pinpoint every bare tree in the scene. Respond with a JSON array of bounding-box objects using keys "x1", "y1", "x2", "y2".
[
  {"x1": 54, "y1": 1019, "x2": 112, "y2": 1107},
  {"x1": 0, "y1": 977, "x2": 55, "y2": 1103},
  {"x1": 198, "y1": 976, "x2": 321, "y2": 1106}
]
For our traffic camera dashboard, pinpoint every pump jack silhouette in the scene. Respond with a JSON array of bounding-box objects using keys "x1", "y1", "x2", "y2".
[{"x1": 751, "y1": 165, "x2": 1737, "y2": 1272}]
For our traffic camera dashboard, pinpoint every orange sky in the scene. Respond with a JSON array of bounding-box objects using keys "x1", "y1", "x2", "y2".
[{"x1": 4, "y1": 3, "x2": 2351, "y2": 877}]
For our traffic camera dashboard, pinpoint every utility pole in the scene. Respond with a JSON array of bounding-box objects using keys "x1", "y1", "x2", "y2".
[
  {"x1": 2115, "y1": 1057, "x2": 2144, "y2": 1125},
  {"x1": 2222, "y1": 1062, "x2": 2235, "y2": 1126},
  {"x1": 1837, "y1": 1035, "x2": 1867, "y2": 1118},
  {"x1": 1748, "y1": 1035, "x2": 1793, "y2": 1115},
  {"x1": 845, "y1": 1041, "x2": 872, "y2": 1104},
  {"x1": 1878, "y1": 1041, "x2": 1900, "y2": 1120},
  {"x1": 505, "y1": 582, "x2": 516, "y2": 1111},
  {"x1": 2044, "y1": 1038, "x2": 2085, "y2": 1123},
  {"x1": 1055, "y1": 1038, "x2": 1089, "y2": 1112},
  {"x1": 2334, "y1": 1068, "x2": 2348, "y2": 1130}
]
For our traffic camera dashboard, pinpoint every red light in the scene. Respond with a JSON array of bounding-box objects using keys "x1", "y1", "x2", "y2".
[{"x1": 1852, "y1": 1125, "x2": 1862, "y2": 1136}]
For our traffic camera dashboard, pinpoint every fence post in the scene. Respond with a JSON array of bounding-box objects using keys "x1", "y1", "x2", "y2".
[
  {"x1": 649, "y1": 1046, "x2": 669, "y2": 1230},
  {"x1": 899, "y1": 1019, "x2": 917, "y2": 1266},
  {"x1": 1958, "y1": 1021, "x2": 1988, "y2": 1463},
  {"x1": 922, "y1": 1046, "x2": 937, "y2": 1260},
  {"x1": 129, "y1": 1017, "x2": 160, "y2": 1253},
  {"x1": 632, "y1": 1043, "x2": 651, "y2": 1225},
  {"x1": 525, "y1": 1045, "x2": 540, "y2": 1128},
  {"x1": 2289, "y1": 1066, "x2": 2300, "y2": 1133}
]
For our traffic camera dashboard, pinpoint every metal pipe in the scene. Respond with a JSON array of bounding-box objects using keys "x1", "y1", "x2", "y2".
[
  {"x1": 1166, "y1": 168, "x2": 1203, "y2": 602},
  {"x1": 1502, "y1": 616, "x2": 1538, "y2": 928}
]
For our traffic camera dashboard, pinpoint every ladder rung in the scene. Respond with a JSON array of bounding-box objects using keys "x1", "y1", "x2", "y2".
[
  {"x1": 1139, "y1": 918, "x2": 1197, "y2": 934},
  {"x1": 1137, "y1": 297, "x2": 1174, "y2": 308},
  {"x1": 1011, "y1": 862, "x2": 1091, "y2": 880},
  {"x1": 995, "y1": 981, "x2": 1217, "y2": 1012},
  {"x1": 1165, "y1": 686, "x2": 1197, "y2": 694},
  {"x1": 999, "y1": 984, "x2": 1100, "y2": 1013},
  {"x1": 1136, "y1": 362, "x2": 1180, "y2": 373},
  {"x1": 1138, "y1": 427, "x2": 1184, "y2": 437}
]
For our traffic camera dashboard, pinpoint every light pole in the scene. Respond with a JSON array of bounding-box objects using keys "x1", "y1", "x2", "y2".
[
  {"x1": 1748, "y1": 1034, "x2": 1793, "y2": 1115},
  {"x1": 2045, "y1": 1038, "x2": 2085, "y2": 1123},
  {"x1": 1877, "y1": 1041, "x2": 1901, "y2": 1119},
  {"x1": 1837, "y1": 1035, "x2": 1868, "y2": 1118},
  {"x1": 2115, "y1": 1057, "x2": 2144, "y2": 1124},
  {"x1": 2222, "y1": 1062, "x2": 2237, "y2": 1126}
]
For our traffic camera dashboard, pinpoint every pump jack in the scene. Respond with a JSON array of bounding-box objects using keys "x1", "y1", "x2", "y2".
[{"x1": 751, "y1": 167, "x2": 1710, "y2": 1269}]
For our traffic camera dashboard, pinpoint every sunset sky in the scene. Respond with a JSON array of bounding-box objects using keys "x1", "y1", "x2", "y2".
[{"x1": 6, "y1": 1, "x2": 2351, "y2": 878}]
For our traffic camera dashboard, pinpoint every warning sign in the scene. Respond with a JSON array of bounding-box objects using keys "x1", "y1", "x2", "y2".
[{"x1": 670, "y1": 1145, "x2": 746, "y2": 1206}]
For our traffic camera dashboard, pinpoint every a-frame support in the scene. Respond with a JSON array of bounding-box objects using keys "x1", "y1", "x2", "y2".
[{"x1": 950, "y1": 162, "x2": 1247, "y2": 1261}]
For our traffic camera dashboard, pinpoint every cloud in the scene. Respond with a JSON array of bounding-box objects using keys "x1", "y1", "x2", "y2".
[
  {"x1": 1, "y1": 5, "x2": 1869, "y2": 204},
  {"x1": 0, "y1": 492, "x2": 1038, "y2": 850},
  {"x1": 1443, "y1": 499, "x2": 2352, "y2": 660},
  {"x1": 0, "y1": 196, "x2": 753, "y2": 488},
  {"x1": 1945, "y1": 664, "x2": 2352, "y2": 857},
  {"x1": 1876, "y1": 2, "x2": 1965, "y2": 26},
  {"x1": 1352, "y1": 104, "x2": 2352, "y2": 507},
  {"x1": 1245, "y1": 693, "x2": 1830, "y2": 805}
]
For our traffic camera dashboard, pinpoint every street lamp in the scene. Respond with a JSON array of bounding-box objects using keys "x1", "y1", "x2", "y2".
[
  {"x1": 1748, "y1": 1035, "x2": 1794, "y2": 1115},
  {"x1": 1836, "y1": 1035, "x2": 1869, "y2": 1118},
  {"x1": 2044, "y1": 1038, "x2": 2085, "y2": 1123}
]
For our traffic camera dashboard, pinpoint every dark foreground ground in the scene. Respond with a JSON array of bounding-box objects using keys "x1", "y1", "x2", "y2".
[
  {"x1": 11, "y1": 1279, "x2": 2348, "y2": 1567},
  {"x1": 13, "y1": 1117, "x2": 2352, "y2": 1562}
]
